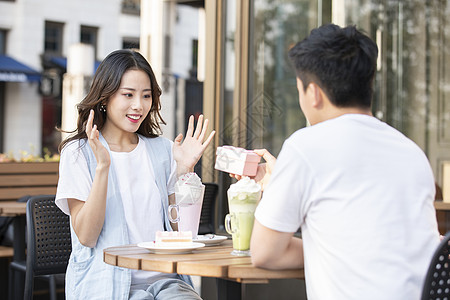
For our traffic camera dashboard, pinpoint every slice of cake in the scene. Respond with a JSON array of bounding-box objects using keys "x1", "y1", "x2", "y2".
[{"x1": 155, "y1": 231, "x2": 193, "y2": 247}]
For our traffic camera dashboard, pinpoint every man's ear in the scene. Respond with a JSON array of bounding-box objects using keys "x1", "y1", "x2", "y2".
[{"x1": 307, "y1": 83, "x2": 324, "y2": 109}]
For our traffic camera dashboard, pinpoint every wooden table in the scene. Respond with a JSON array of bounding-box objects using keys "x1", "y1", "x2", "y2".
[
  {"x1": 0, "y1": 201, "x2": 27, "y2": 261},
  {"x1": 103, "y1": 240, "x2": 304, "y2": 300},
  {"x1": 0, "y1": 201, "x2": 26, "y2": 259},
  {"x1": 0, "y1": 201, "x2": 26, "y2": 216},
  {"x1": 435, "y1": 201, "x2": 450, "y2": 211},
  {"x1": 0, "y1": 200, "x2": 27, "y2": 300}
]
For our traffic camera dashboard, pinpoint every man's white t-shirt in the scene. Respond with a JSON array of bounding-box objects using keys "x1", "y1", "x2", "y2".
[
  {"x1": 255, "y1": 114, "x2": 440, "y2": 300},
  {"x1": 56, "y1": 136, "x2": 177, "y2": 285}
]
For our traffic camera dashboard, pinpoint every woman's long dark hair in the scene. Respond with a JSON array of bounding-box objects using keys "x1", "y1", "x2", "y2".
[{"x1": 58, "y1": 49, "x2": 164, "y2": 152}]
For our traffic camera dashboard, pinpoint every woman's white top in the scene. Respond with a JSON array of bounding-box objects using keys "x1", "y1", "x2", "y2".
[{"x1": 56, "y1": 136, "x2": 178, "y2": 285}]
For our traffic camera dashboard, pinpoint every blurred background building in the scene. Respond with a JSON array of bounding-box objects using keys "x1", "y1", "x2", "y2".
[{"x1": 0, "y1": 0, "x2": 201, "y2": 158}]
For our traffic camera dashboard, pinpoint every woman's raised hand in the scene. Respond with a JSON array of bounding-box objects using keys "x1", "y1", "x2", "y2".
[
  {"x1": 86, "y1": 110, "x2": 110, "y2": 168},
  {"x1": 173, "y1": 115, "x2": 215, "y2": 176}
]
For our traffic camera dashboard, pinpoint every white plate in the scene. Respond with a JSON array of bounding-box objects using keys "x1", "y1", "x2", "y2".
[
  {"x1": 193, "y1": 234, "x2": 228, "y2": 246},
  {"x1": 137, "y1": 242, "x2": 205, "y2": 254}
]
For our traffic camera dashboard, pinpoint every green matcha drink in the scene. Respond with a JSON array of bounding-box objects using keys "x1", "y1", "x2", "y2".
[
  {"x1": 225, "y1": 177, "x2": 261, "y2": 256},
  {"x1": 228, "y1": 202, "x2": 258, "y2": 250}
]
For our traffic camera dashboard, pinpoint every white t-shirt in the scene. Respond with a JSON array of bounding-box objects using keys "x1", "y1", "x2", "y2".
[
  {"x1": 56, "y1": 136, "x2": 177, "y2": 285},
  {"x1": 255, "y1": 114, "x2": 440, "y2": 300}
]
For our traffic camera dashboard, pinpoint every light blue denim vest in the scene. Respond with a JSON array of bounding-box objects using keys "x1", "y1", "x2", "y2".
[{"x1": 65, "y1": 133, "x2": 191, "y2": 300}]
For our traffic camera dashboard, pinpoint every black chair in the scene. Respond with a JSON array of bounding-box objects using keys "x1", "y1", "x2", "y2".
[
  {"x1": 421, "y1": 231, "x2": 450, "y2": 300},
  {"x1": 9, "y1": 195, "x2": 71, "y2": 300},
  {"x1": 199, "y1": 183, "x2": 219, "y2": 235}
]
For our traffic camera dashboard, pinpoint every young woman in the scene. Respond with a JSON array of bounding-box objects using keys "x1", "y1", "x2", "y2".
[{"x1": 56, "y1": 49, "x2": 214, "y2": 299}]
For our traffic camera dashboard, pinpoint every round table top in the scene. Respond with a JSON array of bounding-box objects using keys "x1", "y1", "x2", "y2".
[{"x1": 103, "y1": 239, "x2": 304, "y2": 283}]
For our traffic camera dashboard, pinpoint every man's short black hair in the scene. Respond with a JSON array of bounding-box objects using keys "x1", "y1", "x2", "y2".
[{"x1": 288, "y1": 24, "x2": 378, "y2": 109}]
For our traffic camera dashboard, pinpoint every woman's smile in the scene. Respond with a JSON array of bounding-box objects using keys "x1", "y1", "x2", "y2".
[{"x1": 127, "y1": 114, "x2": 142, "y2": 123}]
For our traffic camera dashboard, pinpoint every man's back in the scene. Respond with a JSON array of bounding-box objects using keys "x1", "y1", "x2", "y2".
[{"x1": 255, "y1": 113, "x2": 440, "y2": 299}]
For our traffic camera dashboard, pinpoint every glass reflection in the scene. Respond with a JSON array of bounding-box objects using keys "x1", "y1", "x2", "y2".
[
  {"x1": 249, "y1": 0, "x2": 321, "y2": 156},
  {"x1": 218, "y1": 0, "x2": 237, "y2": 231},
  {"x1": 345, "y1": 0, "x2": 450, "y2": 182}
]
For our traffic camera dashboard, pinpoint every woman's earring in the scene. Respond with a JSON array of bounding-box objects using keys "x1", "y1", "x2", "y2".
[{"x1": 100, "y1": 104, "x2": 107, "y2": 113}]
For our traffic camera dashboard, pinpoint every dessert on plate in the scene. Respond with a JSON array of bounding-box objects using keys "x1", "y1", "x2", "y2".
[{"x1": 154, "y1": 231, "x2": 193, "y2": 247}]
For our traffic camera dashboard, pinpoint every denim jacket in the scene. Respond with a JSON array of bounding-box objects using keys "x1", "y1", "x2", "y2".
[{"x1": 65, "y1": 133, "x2": 191, "y2": 300}]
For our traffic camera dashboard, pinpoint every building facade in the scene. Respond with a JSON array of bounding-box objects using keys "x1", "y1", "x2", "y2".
[
  {"x1": 0, "y1": 0, "x2": 200, "y2": 159},
  {"x1": 0, "y1": 0, "x2": 141, "y2": 157}
]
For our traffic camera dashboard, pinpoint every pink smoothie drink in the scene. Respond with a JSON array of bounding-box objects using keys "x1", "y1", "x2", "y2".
[
  {"x1": 170, "y1": 176, "x2": 205, "y2": 238},
  {"x1": 177, "y1": 200, "x2": 203, "y2": 238}
]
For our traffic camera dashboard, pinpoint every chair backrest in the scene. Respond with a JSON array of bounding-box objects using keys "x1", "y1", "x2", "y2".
[
  {"x1": 26, "y1": 195, "x2": 71, "y2": 276},
  {"x1": 421, "y1": 231, "x2": 450, "y2": 300},
  {"x1": 199, "y1": 183, "x2": 219, "y2": 235}
]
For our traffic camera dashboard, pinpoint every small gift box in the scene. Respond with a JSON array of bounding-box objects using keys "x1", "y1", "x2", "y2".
[{"x1": 214, "y1": 146, "x2": 261, "y2": 176}]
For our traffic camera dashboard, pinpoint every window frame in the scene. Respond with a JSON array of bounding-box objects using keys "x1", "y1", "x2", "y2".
[{"x1": 80, "y1": 25, "x2": 99, "y2": 60}]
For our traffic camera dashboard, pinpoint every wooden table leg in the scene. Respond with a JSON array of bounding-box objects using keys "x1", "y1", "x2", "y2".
[{"x1": 216, "y1": 278, "x2": 242, "y2": 300}]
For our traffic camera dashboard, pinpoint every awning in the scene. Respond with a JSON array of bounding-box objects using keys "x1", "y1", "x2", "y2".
[{"x1": 0, "y1": 54, "x2": 41, "y2": 82}]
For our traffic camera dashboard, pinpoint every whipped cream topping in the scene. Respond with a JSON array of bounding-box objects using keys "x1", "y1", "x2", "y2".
[
  {"x1": 228, "y1": 177, "x2": 261, "y2": 202},
  {"x1": 175, "y1": 172, "x2": 205, "y2": 205}
]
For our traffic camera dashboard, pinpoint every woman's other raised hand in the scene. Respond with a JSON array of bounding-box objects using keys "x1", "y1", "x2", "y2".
[{"x1": 86, "y1": 110, "x2": 110, "y2": 168}]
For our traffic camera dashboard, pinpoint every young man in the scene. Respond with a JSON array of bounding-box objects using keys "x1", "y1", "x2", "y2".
[{"x1": 249, "y1": 24, "x2": 440, "y2": 299}]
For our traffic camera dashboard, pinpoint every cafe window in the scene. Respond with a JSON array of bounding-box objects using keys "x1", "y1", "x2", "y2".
[
  {"x1": 248, "y1": 0, "x2": 330, "y2": 155},
  {"x1": 80, "y1": 25, "x2": 98, "y2": 59},
  {"x1": 342, "y1": 0, "x2": 450, "y2": 186},
  {"x1": 205, "y1": 0, "x2": 330, "y2": 231},
  {"x1": 214, "y1": 0, "x2": 237, "y2": 230},
  {"x1": 222, "y1": 0, "x2": 237, "y2": 147},
  {"x1": 44, "y1": 21, "x2": 64, "y2": 55},
  {"x1": 206, "y1": 0, "x2": 330, "y2": 231},
  {"x1": 204, "y1": 0, "x2": 450, "y2": 231}
]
